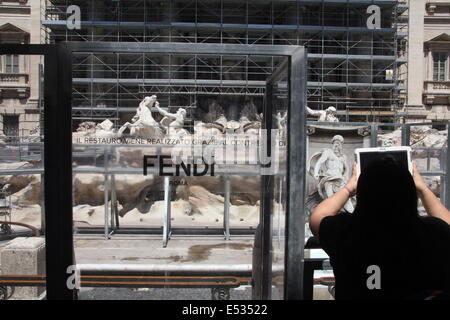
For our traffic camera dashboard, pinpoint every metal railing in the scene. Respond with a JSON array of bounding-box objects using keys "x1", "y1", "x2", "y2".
[{"x1": 0, "y1": 121, "x2": 448, "y2": 245}]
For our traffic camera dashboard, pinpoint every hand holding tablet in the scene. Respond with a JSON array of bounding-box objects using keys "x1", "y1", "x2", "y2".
[{"x1": 354, "y1": 146, "x2": 413, "y2": 177}]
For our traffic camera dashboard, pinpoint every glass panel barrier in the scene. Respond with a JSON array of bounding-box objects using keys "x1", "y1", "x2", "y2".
[
  {"x1": 268, "y1": 73, "x2": 288, "y2": 300},
  {"x1": 0, "y1": 54, "x2": 46, "y2": 300},
  {"x1": 70, "y1": 50, "x2": 289, "y2": 300},
  {"x1": 0, "y1": 44, "x2": 306, "y2": 300},
  {"x1": 408, "y1": 123, "x2": 449, "y2": 210}
]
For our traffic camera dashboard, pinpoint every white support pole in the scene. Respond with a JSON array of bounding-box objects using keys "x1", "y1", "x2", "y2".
[
  {"x1": 277, "y1": 176, "x2": 283, "y2": 245},
  {"x1": 223, "y1": 176, "x2": 231, "y2": 240},
  {"x1": 104, "y1": 174, "x2": 109, "y2": 239},
  {"x1": 163, "y1": 176, "x2": 171, "y2": 247},
  {"x1": 110, "y1": 174, "x2": 116, "y2": 230}
]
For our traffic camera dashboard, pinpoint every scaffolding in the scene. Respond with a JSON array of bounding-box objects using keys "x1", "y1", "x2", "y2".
[{"x1": 41, "y1": 0, "x2": 409, "y2": 124}]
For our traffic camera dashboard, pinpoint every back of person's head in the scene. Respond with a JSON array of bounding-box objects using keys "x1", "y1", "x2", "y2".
[{"x1": 354, "y1": 157, "x2": 418, "y2": 225}]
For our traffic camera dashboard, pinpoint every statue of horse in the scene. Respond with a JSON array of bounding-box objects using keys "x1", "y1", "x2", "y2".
[{"x1": 118, "y1": 95, "x2": 163, "y2": 137}]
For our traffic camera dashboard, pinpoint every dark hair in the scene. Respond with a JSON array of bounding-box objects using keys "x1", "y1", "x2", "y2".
[
  {"x1": 354, "y1": 157, "x2": 418, "y2": 225},
  {"x1": 347, "y1": 158, "x2": 422, "y2": 295}
]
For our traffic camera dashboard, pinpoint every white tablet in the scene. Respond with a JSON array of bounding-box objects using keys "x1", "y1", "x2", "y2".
[{"x1": 355, "y1": 146, "x2": 413, "y2": 176}]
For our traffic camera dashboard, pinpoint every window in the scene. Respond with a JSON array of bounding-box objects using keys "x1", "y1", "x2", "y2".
[
  {"x1": 4, "y1": 54, "x2": 19, "y2": 73},
  {"x1": 433, "y1": 52, "x2": 448, "y2": 81},
  {"x1": 3, "y1": 115, "x2": 19, "y2": 140}
]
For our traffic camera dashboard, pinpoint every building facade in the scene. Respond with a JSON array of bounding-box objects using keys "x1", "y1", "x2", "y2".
[
  {"x1": 0, "y1": 0, "x2": 42, "y2": 138},
  {"x1": 41, "y1": 0, "x2": 408, "y2": 126},
  {"x1": 1, "y1": 1, "x2": 422, "y2": 132},
  {"x1": 407, "y1": 0, "x2": 450, "y2": 122}
]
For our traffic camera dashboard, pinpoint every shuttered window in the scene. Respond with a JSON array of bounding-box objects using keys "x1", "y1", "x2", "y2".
[
  {"x1": 433, "y1": 52, "x2": 448, "y2": 81},
  {"x1": 4, "y1": 55, "x2": 19, "y2": 73}
]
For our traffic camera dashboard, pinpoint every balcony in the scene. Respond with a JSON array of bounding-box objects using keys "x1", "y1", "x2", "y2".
[
  {"x1": 423, "y1": 80, "x2": 450, "y2": 105},
  {"x1": 0, "y1": 73, "x2": 30, "y2": 98}
]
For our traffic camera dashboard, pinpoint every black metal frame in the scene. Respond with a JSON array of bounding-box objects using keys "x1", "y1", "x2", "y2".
[
  {"x1": 0, "y1": 44, "x2": 75, "y2": 300},
  {"x1": 0, "y1": 42, "x2": 307, "y2": 300}
]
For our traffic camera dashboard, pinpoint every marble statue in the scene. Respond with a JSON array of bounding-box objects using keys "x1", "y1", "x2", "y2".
[
  {"x1": 72, "y1": 121, "x2": 97, "y2": 140},
  {"x1": 239, "y1": 100, "x2": 258, "y2": 122},
  {"x1": 238, "y1": 100, "x2": 261, "y2": 134},
  {"x1": 241, "y1": 121, "x2": 261, "y2": 135},
  {"x1": 307, "y1": 135, "x2": 354, "y2": 213},
  {"x1": 72, "y1": 120, "x2": 119, "y2": 140},
  {"x1": 195, "y1": 99, "x2": 262, "y2": 136},
  {"x1": 193, "y1": 114, "x2": 227, "y2": 136},
  {"x1": 118, "y1": 95, "x2": 163, "y2": 136},
  {"x1": 276, "y1": 112, "x2": 287, "y2": 130},
  {"x1": 214, "y1": 114, "x2": 228, "y2": 130},
  {"x1": 29, "y1": 125, "x2": 40, "y2": 136},
  {"x1": 77, "y1": 121, "x2": 97, "y2": 134},
  {"x1": 24, "y1": 125, "x2": 41, "y2": 142},
  {"x1": 307, "y1": 106, "x2": 339, "y2": 123},
  {"x1": 154, "y1": 102, "x2": 189, "y2": 136},
  {"x1": 276, "y1": 111, "x2": 287, "y2": 141},
  {"x1": 193, "y1": 122, "x2": 223, "y2": 136},
  {"x1": 225, "y1": 120, "x2": 241, "y2": 133},
  {"x1": 93, "y1": 119, "x2": 118, "y2": 138},
  {"x1": 203, "y1": 100, "x2": 225, "y2": 124},
  {"x1": 239, "y1": 113, "x2": 253, "y2": 128}
]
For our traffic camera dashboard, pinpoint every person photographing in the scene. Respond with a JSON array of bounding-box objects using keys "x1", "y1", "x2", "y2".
[{"x1": 310, "y1": 158, "x2": 450, "y2": 300}]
